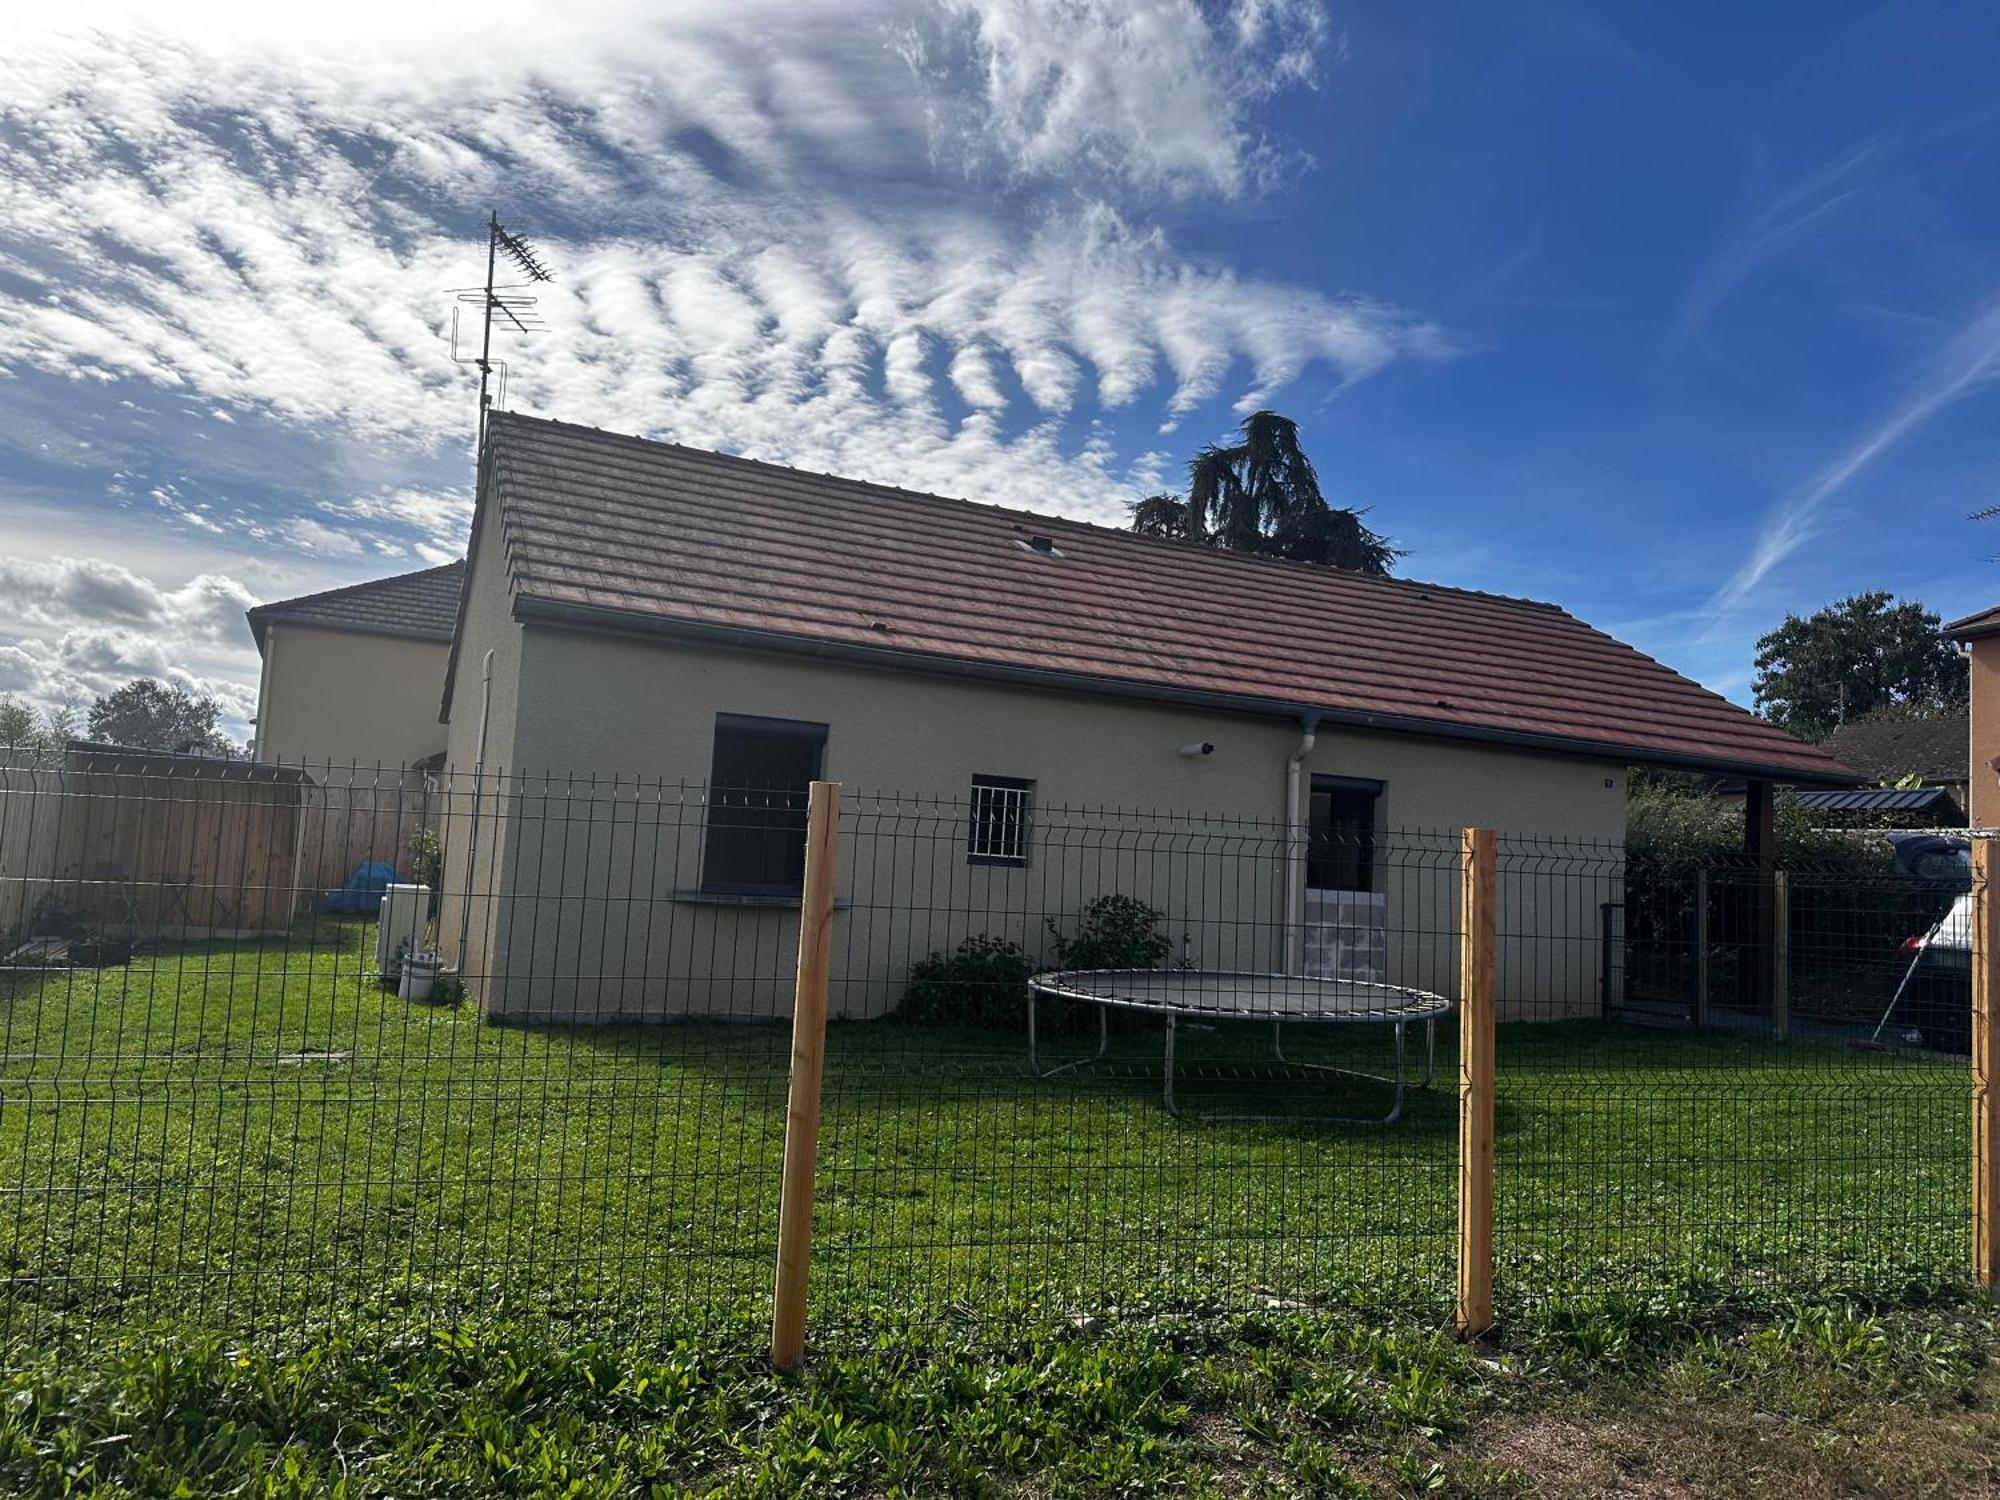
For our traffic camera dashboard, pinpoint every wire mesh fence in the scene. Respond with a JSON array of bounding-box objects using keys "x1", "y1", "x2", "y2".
[
  {"x1": 1500, "y1": 835, "x2": 1974, "y2": 1295},
  {"x1": 0, "y1": 748, "x2": 1982, "y2": 1349}
]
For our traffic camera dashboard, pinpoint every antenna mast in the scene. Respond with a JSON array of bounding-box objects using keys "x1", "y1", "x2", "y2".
[{"x1": 449, "y1": 211, "x2": 556, "y2": 449}]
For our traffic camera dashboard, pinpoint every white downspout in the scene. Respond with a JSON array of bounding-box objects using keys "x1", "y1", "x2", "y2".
[
  {"x1": 1284, "y1": 712, "x2": 1321, "y2": 974},
  {"x1": 453, "y1": 649, "x2": 496, "y2": 966},
  {"x1": 474, "y1": 649, "x2": 496, "y2": 770}
]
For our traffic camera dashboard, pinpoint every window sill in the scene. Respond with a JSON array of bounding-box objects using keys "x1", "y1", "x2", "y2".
[{"x1": 672, "y1": 890, "x2": 851, "y2": 910}]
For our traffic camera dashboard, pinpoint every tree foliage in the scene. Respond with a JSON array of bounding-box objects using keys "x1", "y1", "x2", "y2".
[
  {"x1": 1752, "y1": 592, "x2": 1967, "y2": 741},
  {"x1": 85, "y1": 679, "x2": 235, "y2": 755},
  {"x1": 1129, "y1": 411, "x2": 1400, "y2": 575},
  {"x1": 0, "y1": 695, "x2": 78, "y2": 753},
  {"x1": 0, "y1": 697, "x2": 36, "y2": 748}
]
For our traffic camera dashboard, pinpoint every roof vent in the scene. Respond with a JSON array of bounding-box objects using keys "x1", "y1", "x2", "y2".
[{"x1": 1017, "y1": 535, "x2": 1064, "y2": 559}]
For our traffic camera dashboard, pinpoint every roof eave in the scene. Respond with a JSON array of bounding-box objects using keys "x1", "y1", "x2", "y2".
[
  {"x1": 1943, "y1": 609, "x2": 2000, "y2": 642},
  {"x1": 511, "y1": 595, "x2": 1857, "y2": 787},
  {"x1": 244, "y1": 611, "x2": 453, "y2": 649}
]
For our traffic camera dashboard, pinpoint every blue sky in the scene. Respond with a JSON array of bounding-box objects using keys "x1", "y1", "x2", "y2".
[{"x1": 1, "y1": 1, "x2": 1995, "y2": 740}]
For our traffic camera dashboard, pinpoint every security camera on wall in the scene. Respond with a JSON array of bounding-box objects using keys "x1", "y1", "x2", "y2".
[{"x1": 1179, "y1": 741, "x2": 1216, "y2": 758}]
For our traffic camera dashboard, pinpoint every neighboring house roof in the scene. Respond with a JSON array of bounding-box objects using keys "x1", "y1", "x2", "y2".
[
  {"x1": 63, "y1": 740, "x2": 313, "y2": 783},
  {"x1": 1944, "y1": 604, "x2": 2000, "y2": 642},
  {"x1": 1820, "y1": 718, "x2": 1968, "y2": 788},
  {"x1": 247, "y1": 561, "x2": 465, "y2": 650},
  {"x1": 447, "y1": 412, "x2": 1854, "y2": 784},
  {"x1": 1791, "y1": 786, "x2": 1961, "y2": 815}
]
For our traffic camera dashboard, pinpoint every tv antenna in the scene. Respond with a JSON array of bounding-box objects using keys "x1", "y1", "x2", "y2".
[{"x1": 448, "y1": 211, "x2": 556, "y2": 447}]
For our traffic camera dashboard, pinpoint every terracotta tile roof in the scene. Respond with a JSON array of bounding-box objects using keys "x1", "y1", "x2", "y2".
[
  {"x1": 1821, "y1": 718, "x2": 1967, "y2": 786},
  {"x1": 248, "y1": 561, "x2": 464, "y2": 648},
  {"x1": 1945, "y1": 604, "x2": 2000, "y2": 641},
  {"x1": 467, "y1": 412, "x2": 1852, "y2": 783}
]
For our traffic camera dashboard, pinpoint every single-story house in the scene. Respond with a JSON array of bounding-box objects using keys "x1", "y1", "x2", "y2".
[
  {"x1": 1945, "y1": 605, "x2": 1998, "y2": 828},
  {"x1": 417, "y1": 412, "x2": 1849, "y2": 1023},
  {"x1": 246, "y1": 561, "x2": 464, "y2": 767}
]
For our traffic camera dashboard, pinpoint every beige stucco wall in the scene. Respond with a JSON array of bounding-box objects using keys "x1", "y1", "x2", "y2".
[
  {"x1": 254, "y1": 623, "x2": 449, "y2": 769},
  {"x1": 455, "y1": 620, "x2": 1626, "y2": 1024},
  {"x1": 1970, "y1": 638, "x2": 1999, "y2": 829}
]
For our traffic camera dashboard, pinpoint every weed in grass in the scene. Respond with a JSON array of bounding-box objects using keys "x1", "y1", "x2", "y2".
[
  {"x1": 1382, "y1": 1359, "x2": 1466, "y2": 1438},
  {"x1": 1388, "y1": 1453, "x2": 1448, "y2": 1493},
  {"x1": 1232, "y1": 1395, "x2": 1285, "y2": 1444},
  {"x1": 1289, "y1": 1368, "x2": 1364, "y2": 1433},
  {"x1": 1279, "y1": 1433, "x2": 1367, "y2": 1495}
]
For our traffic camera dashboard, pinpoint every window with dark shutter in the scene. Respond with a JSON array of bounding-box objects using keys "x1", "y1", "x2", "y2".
[
  {"x1": 701, "y1": 714, "x2": 829, "y2": 894},
  {"x1": 1306, "y1": 775, "x2": 1382, "y2": 893}
]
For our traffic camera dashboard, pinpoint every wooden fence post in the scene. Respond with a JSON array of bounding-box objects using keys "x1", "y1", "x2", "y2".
[
  {"x1": 771, "y1": 780, "x2": 841, "y2": 1370},
  {"x1": 1693, "y1": 870, "x2": 1710, "y2": 1032},
  {"x1": 1974, "y1": 837, "x2": 1998, "y2": 1290},
  {"x1": 1457, "y1": 827, "x2": 1497, "y2": 1339},
  {"x1": 1771, "y1": 871, "x2": 1790, "y2": 1043}
]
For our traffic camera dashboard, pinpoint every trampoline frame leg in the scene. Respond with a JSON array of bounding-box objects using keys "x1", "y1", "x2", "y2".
[
  {"x1": 1269, "y1": 1018, "x2": 1437, "y2": 1089},
  {"x1": 1026, "y1": 990, "x2": 1109, "y2": 1078},
  {"x1": 1026, "y1": 994, "x2": 1436, "y2": 1127},
  {"x1": 1169, "y1": 1017, "x2": 1410, "y2": 1126}
]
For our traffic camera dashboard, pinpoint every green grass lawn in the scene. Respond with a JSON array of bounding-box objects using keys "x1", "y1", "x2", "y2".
[
  {"x1": 8, "y1": 1292, "x2": 2000, "y2": 1496},
  {"x1": 0, "y1": 919, "x2": 1973, "y2": 1347}
]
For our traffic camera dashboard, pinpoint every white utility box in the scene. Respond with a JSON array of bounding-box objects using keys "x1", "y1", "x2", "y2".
[{"x1": 376, "y1": 883, "x2": 432, "y2": 975}]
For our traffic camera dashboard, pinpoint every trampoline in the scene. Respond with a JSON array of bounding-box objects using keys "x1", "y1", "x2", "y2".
[{"x1": 1026, "y1": 968, "x2": 1453, "y2": 1124}]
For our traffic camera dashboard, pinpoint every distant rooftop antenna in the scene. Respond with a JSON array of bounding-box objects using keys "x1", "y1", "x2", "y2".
[{"x1": 448, "y1": 210, "x2": 556, "y2": 448}]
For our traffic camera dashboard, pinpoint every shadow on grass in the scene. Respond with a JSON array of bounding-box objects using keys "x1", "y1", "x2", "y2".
[{"x1": 536, "y1": 1010, "x2": 1468, "y2": 1145}]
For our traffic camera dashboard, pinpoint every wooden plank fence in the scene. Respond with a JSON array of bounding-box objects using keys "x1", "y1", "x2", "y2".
[
  {"x1": 295, "y1": 768, "x2": 434, "y2": 897},
  {"x1": 54, "y1": 748, "x2": 310, "y2": 937}
]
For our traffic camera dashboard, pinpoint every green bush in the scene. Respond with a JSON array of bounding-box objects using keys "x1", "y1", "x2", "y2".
[
  {"x1": 894, "y1": 934, "x2": 1034, "y2": 1027},
  {"x1": 1625, "y1": 780, "x2": 1872, "y2": 875},
  {"x1": 1046, "y1": 894, "x2": 1173, "y2": 972},
  {"x1": 893, "y1": 896, "x2": 1173, "y2": 1029}
]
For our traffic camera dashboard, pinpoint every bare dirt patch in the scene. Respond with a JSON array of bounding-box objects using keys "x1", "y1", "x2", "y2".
[{"x1": 1470, "y1": 1377, "x2": 2000, "y2": 1500}]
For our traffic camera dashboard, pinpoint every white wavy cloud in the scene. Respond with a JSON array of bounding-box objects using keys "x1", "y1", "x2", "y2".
[
  {"x1": 0, "y1": 7, "x2": 1441, "y2": 500},
  {"x1": 0, "y1": 2, "x2": 1451, "y2": 730},
  {"x1": 918, "y1": 0, "x2": 1328, "y2": 197}
]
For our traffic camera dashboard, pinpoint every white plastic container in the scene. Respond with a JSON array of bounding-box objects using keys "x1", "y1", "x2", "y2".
[
  {"x1": 376, "y1": 883, "x2": 431, "y2": 977},
  {"x1": 399, "y1": 950, "x2": 442, "y2": 1003}
]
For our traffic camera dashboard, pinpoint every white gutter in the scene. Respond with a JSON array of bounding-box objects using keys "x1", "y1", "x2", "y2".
[{"x1": 1283, "y1": 712, "x2": 1321, "y2": 974}]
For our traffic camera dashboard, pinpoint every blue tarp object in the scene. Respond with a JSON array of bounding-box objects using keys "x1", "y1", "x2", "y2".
[{"x1": 320, "y1": 861, "x2": 402, "y2": 914}]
